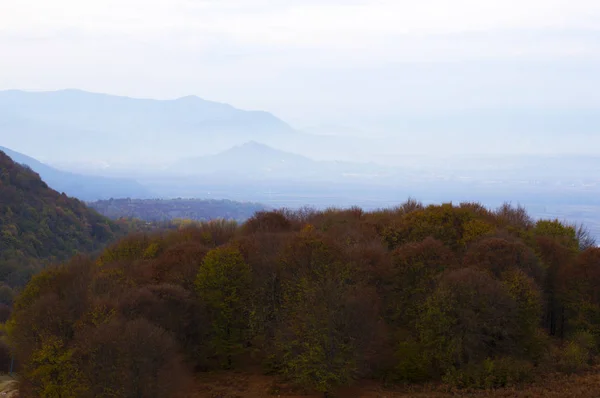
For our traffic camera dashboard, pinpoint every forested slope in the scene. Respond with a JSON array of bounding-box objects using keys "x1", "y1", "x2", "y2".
[
  {"x1": 0, "y1": 150, "x2": 120, "y2": 292},
  {"x1": 8, "y1": 202, "x2": 600, "y2": 397}
]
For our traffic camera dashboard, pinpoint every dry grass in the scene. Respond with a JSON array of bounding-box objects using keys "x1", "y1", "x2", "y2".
[
  {"x1": 182, "y1": 368, "x2": 600, "y2": 398},
  {"x1": 2, "y1": 369, "x2": 600, "y2": 397},
  {"x1": 0, "y1": 374, "x2": 18, "y2": 397}
]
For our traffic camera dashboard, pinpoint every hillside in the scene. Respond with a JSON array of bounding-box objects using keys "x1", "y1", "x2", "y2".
[
  {"x1": 0, "y1": 150, "x2": 121, "y2": 290},
  {"x1": 89, "y1": 198, "x2": 267, "y2": 222},
  {"x1": 8, "y1": 202, "x2": 600, "y2": 397},
  {"x1": 0, "y1": 146, "x2": 152, "y2": 200},
  {"x1": 0, "y1": 89, "x2": 296, "y2": 164}
]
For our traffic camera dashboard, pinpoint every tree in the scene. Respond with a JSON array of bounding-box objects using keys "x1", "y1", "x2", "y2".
[
  {"x1": 242, "y1": 210, "x2": 293, "y2": 235},
  {"x1": 501, "y1": 269, "x2": 545, "y2": 359},
  {"x1": 463, "y1": 237, "x2": 544, "y2": 284},
  {"x1": 574, "y1": 223, "x2": 597, "y2": 251},
  {"x1": 417, "y1": 268, "x2": 520, "y2": 375},
  {"x1": 152, "y1": 241, "x2": 209, "y2": 290},
  {"x1": 119, "y1": 283, "x2": 209, "y2": 367},
  {"x1": 276, "y1": 228, "x2": 383, "y2": 396},
  {"x1": 534, "y1": 220, "x2": 579, "y2": 251},
  {"x1": 74, "y1": 318, "x2": 191, "y2": 398},
  {"x1": 387, "y1": 237, "x2": 456, "y2": 328},
  {"x1": 379, "y1": 203, "x2": 491, "y2": 251},
  {"x1": 235, "y1": 232, "x2": 289, "y2": 360},
  {"x1": 24, "y1": 335, "x2": 85, "y2": 398},
  {"x1": 535, "y1": 236, "x2": 577, "y2": 337},
  {"x1": 195, "y1": 245, "x2": 252, "y2": 368},
  {"x1": 560, "y1": 248, "x2": 600, "y2": 340}
]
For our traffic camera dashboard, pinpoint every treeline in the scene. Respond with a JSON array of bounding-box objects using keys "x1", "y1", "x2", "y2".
[
  {"x1": 88, "y1": 198, "x2": 267, "y2": 223},
  {"x1": 7, "y1": 201, "x2": 600, "y2": 397}
]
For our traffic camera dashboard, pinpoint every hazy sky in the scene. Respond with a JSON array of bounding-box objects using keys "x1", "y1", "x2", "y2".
[{"x1": 1, "y1": 0, "x2": 600, "y2": 126}]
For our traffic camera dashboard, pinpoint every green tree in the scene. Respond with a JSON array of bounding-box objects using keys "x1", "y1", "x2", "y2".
[
  {"x1": 560, "y1": 248, "x2": 600, "y2": 341},
  {"x1": 387, "y1": 237, "x2": 455, "y2": 328},
  {"x1": 276, "y1": 228, "x2": 382, "y2": 396},
  {"x1": 195, "y1": 245, "x2": 252, "y2": 368},
  {"x1": 417, "y1": 268, "x2": 520, "y2": 375},
  {"x1": 501, "y1": 269, "x2": 545, "y2": 359},
  {"x1": 25, "y1": 335, "x2": 85, "y2": 398}
]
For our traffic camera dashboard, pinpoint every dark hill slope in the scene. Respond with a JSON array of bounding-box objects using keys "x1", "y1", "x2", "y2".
[{"x1": 0, "y1": 150, "x2": 120, "y2": 288}]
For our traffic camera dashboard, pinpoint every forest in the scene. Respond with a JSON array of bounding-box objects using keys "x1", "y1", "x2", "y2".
[
  {"x1": 5, "y1": 199, "x2": 600, "y2": 397},
  {"x1": 88, "y1": 198, "x2": 267, "y2": 223},
  {"x1": 0, "y1": 151, "x2": 121, "y2": 296}
]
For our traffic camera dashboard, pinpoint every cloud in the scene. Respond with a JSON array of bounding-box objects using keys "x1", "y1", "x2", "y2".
[{"x1": 3, "y1": 0, "x2": 600, "y2": 43}]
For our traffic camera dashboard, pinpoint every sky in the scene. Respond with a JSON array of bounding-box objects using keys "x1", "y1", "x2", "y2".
[{"x1": 1, "y1": 0, "x2": 600, "y2": 127}]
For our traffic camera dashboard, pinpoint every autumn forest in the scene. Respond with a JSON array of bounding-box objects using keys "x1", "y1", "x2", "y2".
[{"x1": 4, "y1": 178, "x2": 600, "y2": 396}]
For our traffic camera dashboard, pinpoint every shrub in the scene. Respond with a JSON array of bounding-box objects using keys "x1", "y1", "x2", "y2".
[
  {"x1": 392, "y1": 338, "x2": 430, "y2": 383},
  {"x1": 556, "y1": 331, "x2": 596, "y2": 373},
  {"x1": 442, "y1": 357, "x2": 533, "y2": 389}
]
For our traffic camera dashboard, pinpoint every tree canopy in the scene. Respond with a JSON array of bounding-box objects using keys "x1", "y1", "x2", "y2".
[{"x1": 7, "y1": 203, "x2": 600, "y2": 396}]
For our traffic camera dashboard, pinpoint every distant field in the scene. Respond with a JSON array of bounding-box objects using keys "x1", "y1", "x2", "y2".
[{"x1": 88, "y1": 198, "x2": 267, "y2": 223}]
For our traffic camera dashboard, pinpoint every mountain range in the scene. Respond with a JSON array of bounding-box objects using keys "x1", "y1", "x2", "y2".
[
  {"x1": 3, "y1": 89, "x2": 600, "y2": 172},
  {"x1": 0, "y1": 89, "x2": 295, "y2": 165}
]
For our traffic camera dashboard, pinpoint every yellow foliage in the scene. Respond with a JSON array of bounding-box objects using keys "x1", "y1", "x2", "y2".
[
  {"x1": 301, "y1": 224, "x2": 315, "y2": 235},
  {"x1": 143, "y1": 241, "x2": 162, "y2": 259},
  {"x1": 27, "y1": 335, "x2": 86, "y2": 398},
  {"x1": 460, "y1": 219, "x2": 495, "y2": 247}
]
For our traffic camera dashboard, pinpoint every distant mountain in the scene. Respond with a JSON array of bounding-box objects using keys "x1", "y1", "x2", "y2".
[
  {"x1": 171, "y1": 141, "x2": 390, "y2": 181},
  {"x1": 0, "y1": 146, "x2": 152, "y2": 201},
  {"x1": 174, "y1": 141, "x2": 312, "y2": 175},
  {"x1": 0, "y1": 150, "x2": 121, "y2": 288},
  {"x1": 0, "y1": 89, "x2": 296, "y2": 165}
]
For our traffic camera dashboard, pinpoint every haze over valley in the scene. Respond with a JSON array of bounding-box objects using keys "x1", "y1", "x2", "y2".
[{"x1": 1, "y1": 89, "x2": 598, "y2": 240}]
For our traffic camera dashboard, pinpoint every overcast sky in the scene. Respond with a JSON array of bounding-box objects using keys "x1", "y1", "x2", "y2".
[{"x1": 1, "y1": 0, "x2": 600, "y2": 126}]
